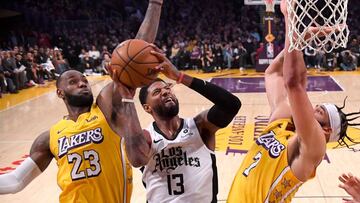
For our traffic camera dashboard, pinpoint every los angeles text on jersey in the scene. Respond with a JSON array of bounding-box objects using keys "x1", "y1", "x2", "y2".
[
  {"x1": 58, "y1": 128, "x2": 104, "y2": 158},
  {"x1": 256, "y1": 131, "x2": 285, "y2": 158},
  {"x1": 153, "y1": 146, "x2": 200, "y2": 173}
]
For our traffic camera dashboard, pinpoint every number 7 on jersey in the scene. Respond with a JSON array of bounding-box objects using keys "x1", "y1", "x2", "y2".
[{"x1": 243, "y1": 152, "x2": 262, "y2": 177}]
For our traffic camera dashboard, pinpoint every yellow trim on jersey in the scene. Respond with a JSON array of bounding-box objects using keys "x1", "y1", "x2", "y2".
[
  {"x1": 227, "y1": 119, "x2": 303, "y2": 203},
  {"x1": 49, "y1": 104, "x2": 132, "y2": 203}
]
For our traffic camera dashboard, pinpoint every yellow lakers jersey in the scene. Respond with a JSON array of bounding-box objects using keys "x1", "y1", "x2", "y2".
[
  {"x1": 228, "y1": 119, "x2": 303, "y2": 203},
  {"x1": 49, "y1": 104, "x2": 132, "y2": 203}
]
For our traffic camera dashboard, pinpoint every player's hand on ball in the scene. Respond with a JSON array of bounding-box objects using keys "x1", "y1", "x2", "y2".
[
  {"x1": 150, "y1": 45, "x2": 181, "y2": 81},
  {"x1": 109, "y1": 66, "x2": 135, "y2": 99},
  {"x1": 115, "y1": 81, "x2": 136, "y2": 100}
]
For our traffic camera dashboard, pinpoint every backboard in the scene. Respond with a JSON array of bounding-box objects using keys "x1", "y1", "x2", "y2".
[{"x1": 244, "y1": 0, "x2": 281, "y2": 5}]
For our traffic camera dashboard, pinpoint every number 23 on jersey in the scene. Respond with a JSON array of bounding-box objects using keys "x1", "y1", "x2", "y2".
[{"x1": 67, "y1": 149, "x2": 102, "y2": 180}]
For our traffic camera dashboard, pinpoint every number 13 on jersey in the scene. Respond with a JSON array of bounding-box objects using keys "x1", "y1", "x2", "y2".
[{"x1": 243, "y1": 152, "x2": 262, "y2": 177}]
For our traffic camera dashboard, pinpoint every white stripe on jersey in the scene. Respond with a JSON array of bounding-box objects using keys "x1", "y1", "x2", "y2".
[{"x1": 142, "y1": 118, "x2": 218, "y2": 203}]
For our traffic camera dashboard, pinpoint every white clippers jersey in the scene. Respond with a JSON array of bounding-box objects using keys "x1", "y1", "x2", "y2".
[{"x1": 141, "y1": 118, "x2": 218, "y2": 203}]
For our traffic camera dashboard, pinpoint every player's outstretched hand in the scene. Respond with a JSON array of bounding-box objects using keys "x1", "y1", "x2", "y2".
[
  {"x1": 339, "y1": 173, "x2": 360, "y2": 203},
  {"x1": 150, "y1": 44, "x2": 181, "y2": 81}
]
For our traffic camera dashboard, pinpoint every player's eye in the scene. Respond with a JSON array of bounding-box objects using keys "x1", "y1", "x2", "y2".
[{"x1": 153, "y1": 89, "x2": 160, "y2": 95}]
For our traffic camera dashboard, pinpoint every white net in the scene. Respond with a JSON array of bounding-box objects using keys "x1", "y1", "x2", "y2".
[
  {"x1": 265, "y1": 0, "x2": 275, "y2": 12},
  {"x1": 286, "y1": 0, "x2": 349, "y2": 53}
]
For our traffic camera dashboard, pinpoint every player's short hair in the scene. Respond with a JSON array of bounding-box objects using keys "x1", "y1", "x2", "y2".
[
  {"x1": 139, "y1": 78, "x2": 166, "y2": 105},
  {"x1": 56, "y1": 69, "x2": 74, "y2": 88}
]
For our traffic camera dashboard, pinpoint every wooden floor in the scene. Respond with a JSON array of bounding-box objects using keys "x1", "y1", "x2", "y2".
[{"x1": 0, "y1": 69, "x2": 360, "y2": 203}]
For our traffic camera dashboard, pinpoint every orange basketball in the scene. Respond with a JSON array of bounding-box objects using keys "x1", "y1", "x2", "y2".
[{"x1": 110, "y1": 39, "x2": 161, "y2": 88}]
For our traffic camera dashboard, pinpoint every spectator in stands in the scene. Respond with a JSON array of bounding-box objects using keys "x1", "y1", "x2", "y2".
[
  {"x1": 100, "y1": 53, "x2": 111, "y2": 75},
  {"x1": 304, "y1": 44, "x2": 316, "y2": 68},
  {"x1": 201, "y1": 43, "x2": 214, "y2": 73},
  {"x1": 170, "y1": 42, "x2": 180, "y2": 67},
  {"x1": 190, "y1": 44, "x2": 202, "y2": 72},
  {"x1": 25, "y1": 51, "x2": 45, "y2": 84},
  {"x1": 234, "y1": 43, "x2": 247, "y2": 71},
  {"x1": 0, "y1": 58, "x2": 18, "y2": 94},
  {"x1": 13, "y1": 53, "x2": 29, "y2": 89},
  {"x1": 78, "y1": 49, "x2": 87, "y2": 61},
  {"x1": 213, "y1": 43, "x2": 224, "y2": 71},
  {"x1": 81, "y1": 52, "x2": 95, "y2": 74},
  {"x1": 323, "y1": 50, "x2": 337, "y2": 71},
  {"x1": 223, "y1": 43, "x2": 233, "y2": 69},
  {"x1": 314, "y1": 50, "x2": 325, "y2": 71},
  {"x1": 341, "y1": 51, "x2": 357, "y2": 71},
  {"x1": 55, "y1": 52, "x2": 70, "y2": 74},
  {"x1": 348, "y1": 38, "x2": 359, "y2": 66},
  {"x1": 89, "y1": 45, "x2": 101, "y2": 67},
  {"x1": 255, "y1": 42, "x2": 265, "y2": 66}
]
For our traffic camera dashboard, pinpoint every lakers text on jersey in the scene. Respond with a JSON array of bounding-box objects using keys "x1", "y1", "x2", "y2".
[
  {"x1": 227, "y1": 119, "x2": 303, "y2": 203},
  {"x1": 49, "y1": 104, "x2": 132, "y2": 203}
]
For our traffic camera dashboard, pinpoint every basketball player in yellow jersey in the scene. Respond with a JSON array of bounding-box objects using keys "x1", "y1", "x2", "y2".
[
  {"x1": 228, "y1": 0, "x2": 360, "y2": 202},
  {"x1": 0, "y1": 1, "x2": 164, "y2": 202}
]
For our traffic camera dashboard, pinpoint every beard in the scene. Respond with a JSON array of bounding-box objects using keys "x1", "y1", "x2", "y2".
[
  {"x1": 153, "y1": 99, "x2": 179, "y2": 119},
  {"x1": 65, "y1": 92, "x2": 94, "y2": 107}
]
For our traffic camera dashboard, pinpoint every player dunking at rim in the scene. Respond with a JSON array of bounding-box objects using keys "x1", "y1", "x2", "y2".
[{"x1": 227, "y1": 0, "x2": 360, "y2": 202}]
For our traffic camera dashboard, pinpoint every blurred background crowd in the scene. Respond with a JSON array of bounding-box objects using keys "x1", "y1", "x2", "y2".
[{"x1": 0, "y1": 0, "x2": 359, "y2": 96}]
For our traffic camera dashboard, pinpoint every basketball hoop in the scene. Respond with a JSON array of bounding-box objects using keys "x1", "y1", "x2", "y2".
[
  {"x1": 264, "y1": 0, "x2": 275, "y2": 12},
  {"x1": 286, "y1": 0, "x2": 349, "y2": 53}
]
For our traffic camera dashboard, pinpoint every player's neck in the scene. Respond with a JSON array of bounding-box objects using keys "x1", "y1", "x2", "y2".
[
  {"x1": 154, "y1": 116, "x2": 181, "y2": 139},
  {"x1": 66, "y1": 105, "x2": 91, "y2": 122}
]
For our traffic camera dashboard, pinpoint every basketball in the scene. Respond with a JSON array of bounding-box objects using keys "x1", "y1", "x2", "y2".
[{"x1": 110, "y1": 39, "x2": 161, "y2": 88}]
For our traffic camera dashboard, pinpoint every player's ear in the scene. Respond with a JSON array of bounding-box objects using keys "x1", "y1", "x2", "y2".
[
  {"x1": 323, "y1": 126, "x2": 332, "y2": 141},
  {"x1": 57, "y1": 89, "x2": 65, "y2": 99},
  {"x1": 143, "y1": 104, "x2": 151, "y2": 113}
]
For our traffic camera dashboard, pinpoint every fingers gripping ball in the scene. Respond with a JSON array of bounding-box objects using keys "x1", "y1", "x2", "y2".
[{"x1": 110, "y1": 39, "x2": 161, "y2": 88}]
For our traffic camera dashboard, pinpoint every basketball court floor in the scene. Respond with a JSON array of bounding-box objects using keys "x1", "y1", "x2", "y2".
[{"x1": 0, "y1": 69, "x2": 359, "y2": 203}]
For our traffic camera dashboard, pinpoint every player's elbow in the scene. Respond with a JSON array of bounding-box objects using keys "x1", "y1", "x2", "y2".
[
  {"x1": 232, "y1": 96, "x2": 242, "y2": 114},
  {"x1": 284, "y1": 71, "x2": 306, "y2": 89}
]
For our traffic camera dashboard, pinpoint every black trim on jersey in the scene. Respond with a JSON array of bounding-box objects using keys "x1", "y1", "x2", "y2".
[
  {"x1": 152, "y1": 119, "x2": 184, "y2": 141},
  {"x1": 139, "y1": 166, "x2": 147, "y2": 188},
  {"x1": 211, "y1": 154, "x2": 218, "y2": 203}
]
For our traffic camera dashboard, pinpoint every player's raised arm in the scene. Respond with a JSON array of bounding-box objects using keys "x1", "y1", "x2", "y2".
[
  {"x1": 96, "y1": 0, "x2": 164, "y2": 167},
  {"x1": 281, "y1": 0, "x2": 326, "y2": 178},
  {"x1": 150, "y1": 48, "x2": 241, "y2": 150},
  {"x1": 0, "y1": 131, "x2": 53, "y2": 194},
  {"x1": 135, "y1": 0, "x2": 163, "y2": 43},
  {"x1": 264, "y1": 50, "x2": 293, "y2": 122}
]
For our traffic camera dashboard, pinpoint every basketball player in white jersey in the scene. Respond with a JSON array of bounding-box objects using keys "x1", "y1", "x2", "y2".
[{"x1": 114, "y1": 47, "x2": 241, "y2": 202}]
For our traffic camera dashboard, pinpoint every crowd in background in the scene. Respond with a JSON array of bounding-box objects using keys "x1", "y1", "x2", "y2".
[{"x1": 0, "y1": 0, "x2": 359, "y2": 97}]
